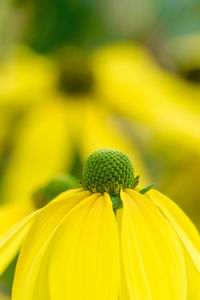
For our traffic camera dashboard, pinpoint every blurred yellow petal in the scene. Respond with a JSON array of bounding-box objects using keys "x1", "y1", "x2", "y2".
[
  {"x1": 2, "y1": 100, "x2": 72, "y2": 204},
  {"x1": 148, "y1": 189, "x2": 200, "y2": 271},
  {"x1": 0, "y1": 210, "x2": 39, "y2": 275},
  {"x1": 119, "y1": 189, "x2": 186, "y2": 300},
  {"x1": 0, "y1": 203, "x2": 34, "y2": 236},
  {"x1": 49, "y1": 193, "x2": 119, "y2": 300},
  {"x1": 12, "y1": 189, "x2": 90, "y2": 300},
  {"x1": 92, "y1": 43, "x2": 200, "y2": 151},
  {"x1": 0, "y1": 46, "x2": 56, "y2": 106}
]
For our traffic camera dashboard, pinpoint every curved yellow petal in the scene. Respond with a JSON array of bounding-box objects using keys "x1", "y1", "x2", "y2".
[
  {"x1": 30, "y1": 192, "x2": 96, "y2": 300},
  {"x1": 148, "y1": 189, "x2": 200, "y2": 272},
  {"x1": 119, "y1": 189, "x2": 186, "y2": 300},
  {"x1": 12, "y1": 189, "x2": 90, "y2": 300},
  {"x1": 0, "y1": 203, "x2": 34, "y2": 236},
  {"x1": 0, "y1": 210, "x2": 39, "y2": 275},
  {"x1": 30, "y1": 239, "x2": 53, "y2": 300},
  {"x1": 49, "y1": 192, "x2": 119, "y2": 300},
  {"x1": 2, "y1": 100, "x2": 72, "y2": 204}
]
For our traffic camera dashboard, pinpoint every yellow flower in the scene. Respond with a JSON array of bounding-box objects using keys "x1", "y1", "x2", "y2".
[
  {"x1": 0, "y1": 149, "x2": 199, "y2": 299},
  {"x1": 0, "y1": 46, "x2": 149, "y2": 205},
  {"x1": 92, "y1": 42, "x2": 200, "y2": 150},
  {"x1": 91, "y1": 42, "x2": 200, "y2": 224}
]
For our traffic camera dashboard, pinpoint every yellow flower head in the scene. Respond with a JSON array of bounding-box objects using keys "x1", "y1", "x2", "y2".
[
  {"x1": 0, "y1": 149, "x2": 200, "y2": 300},
  {"x1": 0, "y1": 45, "x2": 149, "y2": 205}
]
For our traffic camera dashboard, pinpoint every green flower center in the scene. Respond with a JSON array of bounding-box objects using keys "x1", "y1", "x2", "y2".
[
  {"x1": 82, "y1": 149, "x2": 135, "y2": 194},
  {"x1": 56, "y1": 49, "x2": 94, "y2": 95},
  {"x1": 58, "y1": 66, "x2": 94, "y2": 95}
]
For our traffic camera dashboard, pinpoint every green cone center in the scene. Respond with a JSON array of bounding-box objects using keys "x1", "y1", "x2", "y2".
[
  {"x1": 58, "y1": 66, "x2": 94, "y2": 95},
  {"x1": 82, "y1": 149, "x2": 135, "y2": 194}
]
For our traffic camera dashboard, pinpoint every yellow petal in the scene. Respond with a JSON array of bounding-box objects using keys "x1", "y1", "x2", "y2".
[
  {"x1": 49, "y1": 192, "x2": 119, "y2": 300},
  {"x1": 2, "y1": 100, "x2": 72, "y2": 204},
  {"x1": 30, "y1": 192, "x2": 94, "y2": 300},
  {"x1": 119, "y1": 189, "x2": 186, "y2": 300},
  {"x1": 0, "y1": 203, "x2": 34, "y2": 236},
  {"x1": 0, "y1": 45, "x2": 56, "y2": 106},
  {"x1": 183, "y1": 247, "x2": 200, "y2": 300},
  {"x1": 12, "y1": 189, "x2": 90, "y2": 300},
  {"x1": 30, "y1": 239, "x2": 53, "y2": 300},
  {"x1": 0, "y1": 210, "x2": 39, "y2": 275},
  {"x1": 148, "y1": 189, "x2": 200, "y2": 272}
]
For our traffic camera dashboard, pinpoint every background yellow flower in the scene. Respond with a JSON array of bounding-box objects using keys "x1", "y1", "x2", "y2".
[{"x1": 0, "y1": 46, "x2": 149, "y2": 206}]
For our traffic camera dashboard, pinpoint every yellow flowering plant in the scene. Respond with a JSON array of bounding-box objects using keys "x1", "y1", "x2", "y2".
[
  {"x1": 0, "y1": 149, "x2": 199, "y2": 299},
  {"x1": 92, "y1": 42, "x2": 200, "y2": 149},
  {"x1": 91, "y1": 42, "x2": 200, "y2": 225},
  {"x1": 0, "y1": 45, "x2": 149, "y2": 207}
]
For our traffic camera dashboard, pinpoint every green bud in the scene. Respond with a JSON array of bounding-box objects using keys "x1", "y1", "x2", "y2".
[
  {"x1": 82, "y1": 149, "x2": 135, "y2": 194},
  {"x1": 33, "y1": 174, "x2": 80, "y2": 208}
]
